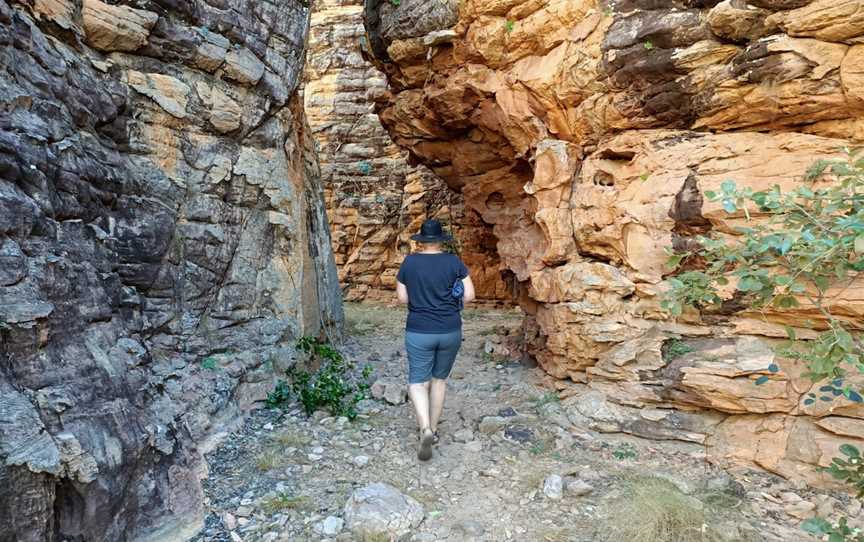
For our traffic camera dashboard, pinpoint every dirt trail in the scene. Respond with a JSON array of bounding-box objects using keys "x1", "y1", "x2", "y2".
[{"x1": 192, "y1": 304, "x2": 833, "y2": 541}]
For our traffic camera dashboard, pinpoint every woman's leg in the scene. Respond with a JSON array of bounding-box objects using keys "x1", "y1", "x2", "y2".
[
  {"x1": 405, "y1": 332, "x2": 434, "y2": 430},
  {"x1": 429, "y1": 378, "x2": 447, "y2": 433},
  {"x1": 408, "y1": 383, "x2": 432, "y2": 430},
  {"x1": 429, "y1": 329, "x2": 462, "y2": 434}
]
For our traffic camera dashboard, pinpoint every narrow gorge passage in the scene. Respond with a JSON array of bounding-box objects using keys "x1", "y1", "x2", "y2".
[{"x1": 191, "y1": 304, "x2": 844, "y2": 542}]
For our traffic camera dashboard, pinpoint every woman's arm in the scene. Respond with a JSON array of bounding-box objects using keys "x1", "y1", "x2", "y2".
[
  {"x1": 461, "y1": 276, "x2": 476, "y2": 303},
  {"x1": 396, "y1": 280, "x2": 409, "y2": 304}
]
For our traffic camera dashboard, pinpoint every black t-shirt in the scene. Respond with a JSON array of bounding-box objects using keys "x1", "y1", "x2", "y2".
[{"x1": 396, "y1": 253, "x2": 469, "y2": 333}]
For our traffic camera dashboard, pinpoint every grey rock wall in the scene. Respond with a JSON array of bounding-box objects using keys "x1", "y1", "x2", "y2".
[{"x1": 0, "y1": 0, "x2": 341, "y2": 540}]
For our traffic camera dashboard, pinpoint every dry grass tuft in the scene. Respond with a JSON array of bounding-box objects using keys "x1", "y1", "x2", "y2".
[
  {"x1": 260, "y1": 492, "x2": 309, "y2": 514},
  {"x1": 254, "y1": 449, "x2": 286, "y2": 472},
  {"x1": 602, "y1": 475, "x2": 724, "y2": 542},
  {"x1": 274, "y1": 430, "x2": 309, "y2": 448}
]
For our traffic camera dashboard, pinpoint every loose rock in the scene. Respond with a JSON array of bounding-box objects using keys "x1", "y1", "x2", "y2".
[
  {"x1": 343, "y1": 483, "x2": 425, "y2": 540},
  {"x1": 543, "y1": 475, "x2": 563, "y2": 500}
]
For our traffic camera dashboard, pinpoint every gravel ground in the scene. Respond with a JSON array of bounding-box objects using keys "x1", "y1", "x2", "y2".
[{"x1": 189, "y1": 304, "x2": 852, "y2": 542}]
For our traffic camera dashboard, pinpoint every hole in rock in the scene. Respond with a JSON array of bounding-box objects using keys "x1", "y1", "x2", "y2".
[
  {"x1": 53, "y1": 477, "x2": 87, "y2": 542},
  {"x1": 593, "y1": 170, "x2": 615, "y2": 186},
  {"x1": 485, "y1": 191, "x2": 505, "y2": 211}
]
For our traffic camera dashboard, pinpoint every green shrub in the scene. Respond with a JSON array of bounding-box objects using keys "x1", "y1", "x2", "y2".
[
  {"x1": 289, "y1": 337, "x2": 371, "y2": 420},
  {"x1": 662, "y1": 152, "x2": 864, "y2": 540},
  {"x1": 663, "y1": 151, "x2": 864, "y2": 395}
]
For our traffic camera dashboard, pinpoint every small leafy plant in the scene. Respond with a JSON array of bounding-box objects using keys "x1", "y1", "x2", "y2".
[
  {"x1": 504, "y1": 20, "x2": 515, "y2": 33},
  {"x1": 289, "y1": 337, "x2": 371, "y2": 420},
  {"x1": 612, "y1": 443, "x2": 638, "y2": 461},
  {"x1": 389, "y1": 0, "x2": 401, "y2": 6},
  {"x1": 265, "y1": 380, "x2": 291, "y2": 409},
  {"x1": 663, "y1": 338, "x2": 694, "y2": 360},
  {"x1": 643, "y1": 40, "x2": 653, "y2": 50},
  {"x1": 201, "y1": 356, "x2": 219, "y2": 371}
]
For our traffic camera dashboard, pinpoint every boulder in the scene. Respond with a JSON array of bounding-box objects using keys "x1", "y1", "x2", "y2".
[
  {"x1": 371, "y1": 378, "x2": 408, "y2": 405},
  {"x1": 343, "y1": 483, "x2": 425, "y2": 540}
]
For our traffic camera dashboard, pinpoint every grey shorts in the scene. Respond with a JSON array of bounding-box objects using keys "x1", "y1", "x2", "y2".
[{"x1": 405, "y1": 330, "x2": 462, "y2": 384}]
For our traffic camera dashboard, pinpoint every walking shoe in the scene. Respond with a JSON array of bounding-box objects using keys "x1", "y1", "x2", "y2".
[
  {"x1": 418, "y1": 428, "x2": 434, "y2": 461},
  {"x1": 432, "y1": 430, "x2": 440, "y2": 445}
]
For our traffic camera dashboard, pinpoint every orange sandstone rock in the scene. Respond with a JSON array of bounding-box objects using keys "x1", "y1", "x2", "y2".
[{"x1": 363, "y1": 0, "x2": 864, "y2": 484}]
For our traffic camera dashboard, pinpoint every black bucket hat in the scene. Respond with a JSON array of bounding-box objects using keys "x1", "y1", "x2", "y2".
[{"x1": 411, "y1": 218, "x2": 452, "y2": 243}]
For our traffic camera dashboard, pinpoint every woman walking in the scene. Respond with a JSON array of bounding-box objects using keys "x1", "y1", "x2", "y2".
[{"x1": 396, "y1": 219, "x2": 475, "y2": 461}]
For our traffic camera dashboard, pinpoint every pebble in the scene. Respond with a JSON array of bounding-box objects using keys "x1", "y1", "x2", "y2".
[
  {"x1": 784, "y1": 500, "x2": 816, "y2": 520},
  {"x1": 543, "y1": 475, "x2": 563, "y2": 500},
  {"x1": 478, "y1": 416, "x2": 506, "y2": 434},
  {"x1": 235, "y1": 506, "x2": 252, "y2": 518},
  {"x1": 565, "y1": 479, "x2": 594, "y2": 497},
  {"x1": 222, "y1": 512, "x2": 237, "y2": 530},
  {"x1": 465, "y1": 441, "x2": 482, "y2": 453},
  {"x1": 454, "y1": 519, "x2": 485, "y2": 537},
  {"x1": 353, "y1": 455, "x2": 370, "y2": 467},
  {"x1": 308, "y1": 453, "x2": 322, "y2": 462},
  {"x1": 316, "y1": 516, "x2": 344, "y2": 536},
  {"x1": 453, "y1": 428, "x2": 474, "y2": 443},
  {"x1": 229, "y1": 531, "x2": 242, "y2": 542},
  {"x1": 312, "y1": 446, "x2": 325, "y2": 454},
  {"x1": 780, "y1": 492, "x2": 802, "y2": 504}
]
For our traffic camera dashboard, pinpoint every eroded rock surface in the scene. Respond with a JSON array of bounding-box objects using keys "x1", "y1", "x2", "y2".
[
  {"x1": 304, "y1": 0, "x2": 511, "y2": 303},
  {"x1": 362, "y1": 0, "x2": 864, "y2": 484},
  {"x1": 0, "y1": 1, "x2": 341, "y2": 540}
]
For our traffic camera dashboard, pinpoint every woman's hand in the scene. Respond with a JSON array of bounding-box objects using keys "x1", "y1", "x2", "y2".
[
  {"x1": 396, "y1": 280, "x2": 409, "y2": 304},
  {"x1": 462, "y1": 276, "x2": 476, "y2": 303}
]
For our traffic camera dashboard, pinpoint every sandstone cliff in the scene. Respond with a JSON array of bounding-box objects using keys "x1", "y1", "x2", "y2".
[
  {"x1": 304, "y1": 0, "x2": 511, "y2": 303},
  {"x1": 0, "y1": 1, "x2": 341, "y2": 540},
  {"x1": 363, "y1": 0, "x2": 864, "y2": 484}
]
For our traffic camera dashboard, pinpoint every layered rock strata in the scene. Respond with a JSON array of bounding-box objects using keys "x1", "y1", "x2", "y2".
[
  {"x1": 363, "y1": 0, "x2": 864, "y2": 484},
  {"x1": 304, "y1": 0, "x2": 511, "y2": 303},
  {"x1": 0, "y1": 1, "x2": 341, "y2": 540}
]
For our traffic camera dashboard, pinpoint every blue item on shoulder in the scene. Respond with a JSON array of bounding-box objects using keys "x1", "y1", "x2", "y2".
[{"x1": 451, "y1": 278, "x2": 465, "y2": 310}]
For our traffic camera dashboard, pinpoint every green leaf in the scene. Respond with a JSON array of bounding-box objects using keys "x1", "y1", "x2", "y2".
[
  {"x1": 855, "y1": 233, "x2": 864, "y2": 254},
  {"x1": 768, "y1": 363, "x2": 779, "y2": 373},
  {"x1": 755, "y1": 375, "x2": 770, "y2": 385},
  {"x1": 722, "y1": 199, "x2": 737, "y2": 213},
  {"x1": 721, "y1": 179, "x2": 736, "y2": 193},
  {"x1": 801, "y1": 517, "x2": 831, "y2": 534},
  {"x1": 839, "y1": 444, "x2": 860, "y2": 458},
  {"x1": 704, "y1": 190, "x2": 716, "y2": 200}
]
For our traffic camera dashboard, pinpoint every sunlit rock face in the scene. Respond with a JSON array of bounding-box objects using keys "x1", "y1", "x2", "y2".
[
  {"x1": 362, "y1": 0, "x2": 864, "y2": 484},
  {"x1": 304, "y1": 0, "x2": 511, "y2": 303},
  {"x1": 0, "y1": 1, "x2": 342, "y2": 540}
]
